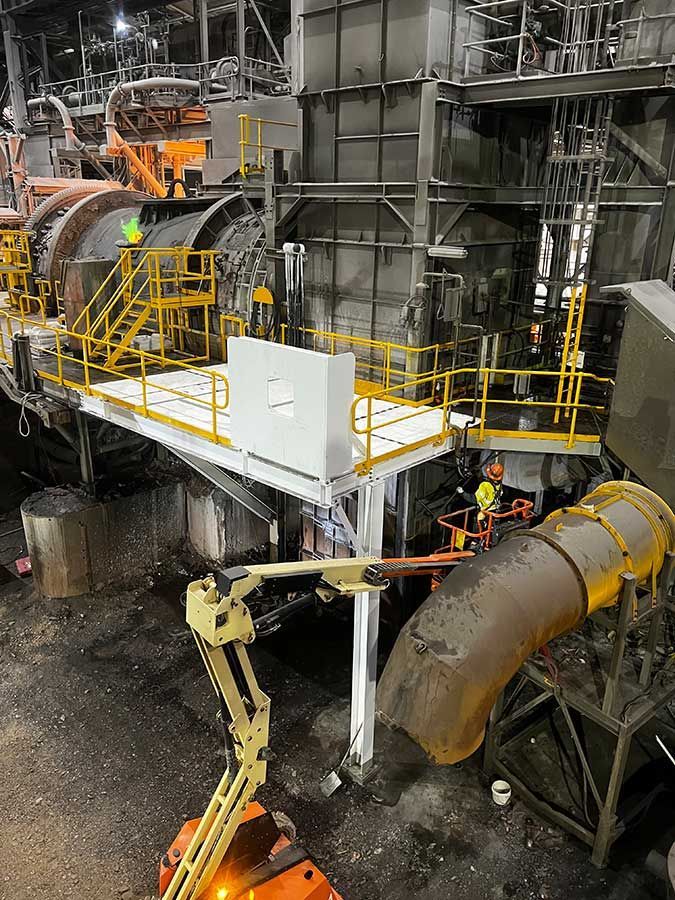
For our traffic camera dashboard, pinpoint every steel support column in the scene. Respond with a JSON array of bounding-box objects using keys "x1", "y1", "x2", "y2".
[
  {"x1": 348, "y1": 480, "x2": 385, "y2": 779},
  {"x1": 2, "y1": 15, "x2": 27, "y2": 131},
  {"x1": 236, "y1": 0, "x2": 246, "y2": 97},
  {"x1": 195, "y1": 0, "x2": 209, "y2": 65},
  {"x1": 75, "y1": 410, "x2": 95, "y2": 495}
]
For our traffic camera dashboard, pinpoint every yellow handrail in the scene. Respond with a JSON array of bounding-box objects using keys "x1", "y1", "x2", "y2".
[
  {"x1": 0, "y1": 310, "x2": 231, "y2": 446},
  {"x1": 238, "y1": 114, "x2": 297, "y2": 178},
  {"x1": 351, "y1": 365, "x2": 613, "y2": 474},
  {"x1": 0, "y1": 295, "x2": 610, "y2": 476}
]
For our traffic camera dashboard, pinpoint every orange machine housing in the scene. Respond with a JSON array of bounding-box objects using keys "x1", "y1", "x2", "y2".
[{"x1": 160, "y1": 802, "x2": 343, "y2": 900}]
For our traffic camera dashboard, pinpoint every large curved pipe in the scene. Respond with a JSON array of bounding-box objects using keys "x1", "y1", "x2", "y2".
[
  {"x1": 28, "y1": 95, "x2": 78, "y2": 150},
  {"x1": 103, "y1": 78, "x2": 203, "y2": 198},
  {"x1": 28, "y1": 95, "x2": 112, "y2": 181},
  {"x1": 104, "y1": 78, "x2": 201, "y2": 149},
  {"x1": 377, "y1": 481, "x2": 675, "y2": 765}
]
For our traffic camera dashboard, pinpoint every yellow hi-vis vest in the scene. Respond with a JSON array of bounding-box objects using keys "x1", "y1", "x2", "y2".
[{"x1": 475, "y1": 480, "x2": 502, "y2": 512}]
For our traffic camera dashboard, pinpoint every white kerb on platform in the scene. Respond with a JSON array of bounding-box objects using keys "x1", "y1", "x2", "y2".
[{"x1": 228, "y1": 337, "x2": 355, "y2": 481}]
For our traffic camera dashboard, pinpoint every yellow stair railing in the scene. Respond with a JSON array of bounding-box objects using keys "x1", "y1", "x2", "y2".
[
  {"x1": 73, "y1": 246, "x2": 218, "y2": 370},
  {"x1": 0, "y1": 229, "x2": 32, "y2": 300}
]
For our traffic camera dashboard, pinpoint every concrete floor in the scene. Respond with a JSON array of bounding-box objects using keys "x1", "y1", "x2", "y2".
[{"x1": 0, "y1": 507, "x2": 670, "y2": 900}]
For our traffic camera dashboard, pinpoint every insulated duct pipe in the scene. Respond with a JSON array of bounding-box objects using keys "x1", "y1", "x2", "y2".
[
  {"x1": 103, "y1": 78, "x2": 202, "y2": 150},
  {"x1": 27, "y1": 95, "x2": 112, "y2": 181},
  {"x1": 28, "y1": 95, "x2": 78, "y2": 150},
  {"x1": 378, "y1": 481, "x2": 675, "y2": 765},
  {"x1": 104, "y1": 78, "x2": 203, "y2": 198}
]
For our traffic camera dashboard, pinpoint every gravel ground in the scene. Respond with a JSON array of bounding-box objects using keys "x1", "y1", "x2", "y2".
[{"x1": 0, "y1": 508, "x2": 670, "y2": 900}]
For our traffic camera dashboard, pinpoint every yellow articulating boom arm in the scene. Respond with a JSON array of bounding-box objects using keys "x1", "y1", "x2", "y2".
[
  {"x1": 164, "y1": 558, "x2": 383, "y2": 900},
  {"x1": 162, "y1": 553, "x2": 470, "y2": 899}
]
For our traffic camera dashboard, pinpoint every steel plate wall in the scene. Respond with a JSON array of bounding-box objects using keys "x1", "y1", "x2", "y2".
[{"x1": 301, "y1": 0, "x2": 454, "y2": 90}]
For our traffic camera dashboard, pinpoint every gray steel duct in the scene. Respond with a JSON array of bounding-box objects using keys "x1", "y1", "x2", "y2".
[{"x1": 378, "y1": 481, "x2": 675, "y2": 765}]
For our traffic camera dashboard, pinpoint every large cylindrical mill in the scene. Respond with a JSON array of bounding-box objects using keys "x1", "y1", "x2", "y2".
[
  {"x1": 35, "y1": 191, "x2": 266, "y2": 323},
  {"x1": 377, "y1": 481, "x2": 675, "y2": 765}
]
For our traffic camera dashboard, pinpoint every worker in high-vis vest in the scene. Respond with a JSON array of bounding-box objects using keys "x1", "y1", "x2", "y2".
[{"x1": 457, "y1": 462, "x2": 504, "y2": 523}]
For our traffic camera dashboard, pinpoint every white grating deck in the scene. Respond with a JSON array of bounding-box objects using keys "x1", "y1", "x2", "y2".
[{"x1": 91, "y1": 362, "x2": 474, "y2": 468}]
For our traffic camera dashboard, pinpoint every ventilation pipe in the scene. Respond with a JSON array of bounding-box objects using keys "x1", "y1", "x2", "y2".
[
  {"x1": 27, "y1": 95, "x2": 112, "y2": 180},
  {"x1": 378, "y1": 481, "x2": 675, "y2": 765},
  {"x1": 104, "y1": 78, "x2": 202, "y2": 198}
]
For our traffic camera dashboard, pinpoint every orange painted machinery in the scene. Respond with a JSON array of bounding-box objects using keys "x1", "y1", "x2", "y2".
[{"x1": 160, "y1": 803, "x2": 341, "y2": 900}]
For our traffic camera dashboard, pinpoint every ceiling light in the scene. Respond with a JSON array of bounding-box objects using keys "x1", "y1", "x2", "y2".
[{"x1": 115, "y1": 15, "x2": 127, "y2": 33}]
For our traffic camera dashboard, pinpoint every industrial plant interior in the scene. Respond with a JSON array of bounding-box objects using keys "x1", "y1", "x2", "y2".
[{"x1": 3, "y1": 0, "x2": 675, "y2": 898}]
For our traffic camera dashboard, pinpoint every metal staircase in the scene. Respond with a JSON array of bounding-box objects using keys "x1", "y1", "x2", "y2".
[{"x1": 72, "y1": 246, "x2": 218, "y2": 370}]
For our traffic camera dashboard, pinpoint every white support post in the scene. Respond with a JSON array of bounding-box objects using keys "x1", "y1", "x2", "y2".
[{"x1": 348, "y1": 480, "x2": 385, "y2": 780}]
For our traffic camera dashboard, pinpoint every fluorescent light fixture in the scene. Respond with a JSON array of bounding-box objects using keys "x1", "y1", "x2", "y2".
[
  {"x1": 64, "y1": 47, "x2": 75, "y2": 54},
  {"x1": 427, "y1": 245, "x2": 468, "y2": 260}
]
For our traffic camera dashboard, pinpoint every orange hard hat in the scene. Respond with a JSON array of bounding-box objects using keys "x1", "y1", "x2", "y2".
[{"x1": 486, "y1": 462, "x2": 504, "y2": 481}]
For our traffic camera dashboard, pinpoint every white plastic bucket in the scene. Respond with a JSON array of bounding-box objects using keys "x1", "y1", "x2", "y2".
[{"x1": 491, "y1": 779, "x2": 512, "y2": 806}]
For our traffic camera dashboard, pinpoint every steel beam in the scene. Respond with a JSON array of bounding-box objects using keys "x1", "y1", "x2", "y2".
[
  {"x1": 249, "y1": 0, "x2": 284, "y2": 67},
  {"x1": 236, "y1": 0, "x2": 246, "y2": 97},
  {"x1": 195, "y1": 0, "x2": 209, "y2": 65},
  {"x1": 75, "y1": 410, "x2": 95, "y2": 496},
  {"x1": 169, "y1": 447, "x2": 277, "y2": 524},
  {"x1": 348, "y1": 481, "x2": 385, "y2": 780},
  {"x1": 609, "y1": 122, "x2": 668, "y2": 181},
  {"x1": 457, "y1": 64, "x2": 675, "y2": 105},
  {"x1": 2, "y1": 15, "x2": 28, "y2": 129}
]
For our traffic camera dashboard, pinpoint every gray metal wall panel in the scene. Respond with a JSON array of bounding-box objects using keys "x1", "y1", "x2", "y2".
[
  {"x1": 337, "y1": 140, "x2": 379, "y2": 181},
  {"x1": 381, "y1": 137, "x2": 419, "y2": 181},
  {"x1": 304, "y1": 86, "x2": 423, "y2": 181},
  {"x1": 339, "y1": 3, "x2": 382, "y2": 87},
  {"x1": 441, "y1": 106, "x2": 548, "y2": 186},
  {"x1": 385, "y1": 0, "x2": 432, "y2": 81},
  {"x1": 209, "y1": 96, "x2": 298, "y2": 161},
  {"x1": 589, "y1": 209, "x2": 655, "y2": 289},
  {"x1": 303, "y1": 9, "x2": 337, "y2": 91},
  {"x1": 304, "y1": 100, "x2": 335, "y2": 180},
  {"x1": 301, "y1": 0, "x2": 453, "y2": 90},
  {"x1": 607, "y1": 301, "x2": 675, "y2": 506}
]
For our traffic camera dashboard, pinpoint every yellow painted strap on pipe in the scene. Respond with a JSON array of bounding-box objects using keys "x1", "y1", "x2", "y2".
[{"x1": 547, "y1": 505, "x2": 634, "y2": 613}]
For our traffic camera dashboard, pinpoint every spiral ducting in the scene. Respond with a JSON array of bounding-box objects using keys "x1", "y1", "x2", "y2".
[{"x1": 377, "y1": 481, "x2": 675, "y2": 765}]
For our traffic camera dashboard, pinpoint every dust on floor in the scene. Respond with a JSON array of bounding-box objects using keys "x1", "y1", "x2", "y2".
[{"x1": 0, "y1": 515, "x2": 669, "y2": 900}]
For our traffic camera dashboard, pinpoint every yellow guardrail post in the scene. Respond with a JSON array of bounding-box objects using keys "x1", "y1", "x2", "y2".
[
  {"x1": 441, "y1": 370, "x2": 451, "y2": 435},
  {"x1": 239, "y1": 114, "x2": 247, "y2": 178},
  {"x1": 564, "y1": 282, "x2": 588, "y2": 419},
  {"x1": 366, "y1": 394, "x2": 373, "y2": 470},
  {"x1": 56, "y1": 331, "x2": 63, "y2": 385},
  {"x1": 554, "y1": 284, "x2": 578, "y2": 425},
  {"x1": 140, "y1": 351, "x2": 148, "y2": 414},
  {"x1": 82, "y1": 334, "x2": 91, "y2": 396},
  {"x1": 478, "y1": 368, "x2": 489, "y2": 443},
  {"x1": 211, "y1": 375, "x2": 218, "y2": 440},
  {"x1": 566, "y1": 372, "x2": 584, "y2": 449},
  {"x1": 220, "y1": 315, "x2": 227, "y2": 360}
]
